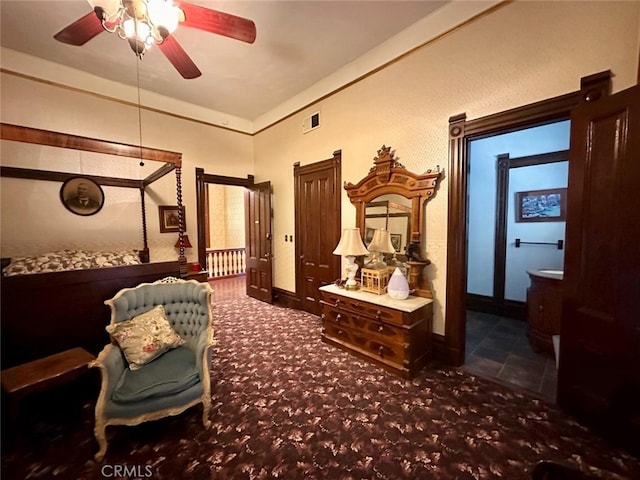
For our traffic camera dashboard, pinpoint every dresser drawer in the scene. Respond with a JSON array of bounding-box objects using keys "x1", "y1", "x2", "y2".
[
  {"x1": 322, "y1": 306, "x2": 406, "y2": 345},
  {"x1": 321, "y1": 292, "x2": 409, "y2": 326},
  {"x1": 319, "y1": 285, "x2": 433, "y2": 379},
  {"x1": 322, "y1": 322, "x2": 406, "y2": 367}
]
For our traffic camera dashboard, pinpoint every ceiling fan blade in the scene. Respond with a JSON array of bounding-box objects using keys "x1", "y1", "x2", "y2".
[
  {"x1": 53, "y1": 9, "x2": 104, "y2": 46},
  {"x1": 178, "y1": 2, "x2": 256, "y2": 44},
  {"x1": 158, "y1": 36, "x2": 202, "y2": 79}
]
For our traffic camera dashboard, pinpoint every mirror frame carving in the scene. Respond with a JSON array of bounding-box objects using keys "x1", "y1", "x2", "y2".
[
  {"x1": 344, "y1": 145, "x2": 442, "y2": 298},
  {"x1": 344, "y1": 145, "x2": 441, "y2": 246}
]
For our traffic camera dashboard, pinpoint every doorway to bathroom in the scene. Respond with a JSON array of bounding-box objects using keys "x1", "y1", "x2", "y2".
[
  {"x1": 464, "y1": 120, "x2": 570, "y2": 401},
  {"x1": 466, "y1": 120, "x2": 570, "y2": 317}
]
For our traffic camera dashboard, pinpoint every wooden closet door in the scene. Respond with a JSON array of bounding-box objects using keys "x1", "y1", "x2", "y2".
[
  {"x1": 294, "y1": 152, "x2": 341, "y2": 315},
  {"x1": 558, "y1": 84, "x2": 640, "y2": 454},
  {"x1": 245, "y1": 181, "x2": 273, "y2": 303}
]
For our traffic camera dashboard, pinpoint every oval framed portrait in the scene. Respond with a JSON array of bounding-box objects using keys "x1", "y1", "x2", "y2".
[{"x1": 60, "y1": 176, "x2": 105, "y2": 216}]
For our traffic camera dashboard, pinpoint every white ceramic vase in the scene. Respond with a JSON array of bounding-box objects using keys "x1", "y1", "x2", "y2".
[{"x1": 387, "y1": 267, "x2": 410, "y2": 300}]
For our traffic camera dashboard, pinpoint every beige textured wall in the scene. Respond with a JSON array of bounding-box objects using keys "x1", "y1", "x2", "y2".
[
  {"x1": 1, "y1": 1, "x2": 638, "y2": 333},
  {"x1": 207, "y1": 184, "x2": 245, "y2": 249},
  {"x1": 0, "y1": 72, "x2": 254, "y2": 264},
  {"x1": 224, "y1": 186, "x2": 246, "y2": 248},
  {"x1": 253, "y1": 1, "x2": 640, "y2": 334},
  {"x1": 207, "y1": 184, "x2": 227, "y2": 250}
]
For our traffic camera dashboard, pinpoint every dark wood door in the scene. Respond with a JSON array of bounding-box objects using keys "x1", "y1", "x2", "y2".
[
  {"x1": 294, "y1": 152, "x2": 341, "y2": 315},
  {"x1": 558, "y1": 84, "x2": 640, "y2": 453},
  {"x1": 245, "y1": 181, "x2": 273, "y2": 303}
]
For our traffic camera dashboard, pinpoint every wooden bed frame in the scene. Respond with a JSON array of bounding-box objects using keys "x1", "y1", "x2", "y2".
[
  {"x1": 1, "y1": 261, "x2": 180, "y2": 368},
  {"x1": 0, "y1": 124, "x2": 187, "y2": 368}
]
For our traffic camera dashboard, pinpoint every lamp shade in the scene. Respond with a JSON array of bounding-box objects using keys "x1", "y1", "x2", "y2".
[
  {"x1": 368, "y1": 229, "x2": 396, "y2": 254},
  {"x1": 333, "y1": 228, "x2": 369, "y2": 256},
  {"x1": 175, "y1": 234, "x2": 193, "y2": 248}
]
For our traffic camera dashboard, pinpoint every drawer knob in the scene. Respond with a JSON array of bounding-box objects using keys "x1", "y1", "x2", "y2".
[
  {"x1": 335, "y1": 314, "x2": 341, "y2": 323},
  {"x1": 338, "y1": 329, "x2": 344, "y2": 336},
  {"x1": 375, "y1": 310, "x2": 382, "y2": 319},
  {"x1": 378, "y1": 346, "x2": 384, "y2": 357},
  {"x1": 377, "y1": 325, "x2": 384, "y2": 333}
]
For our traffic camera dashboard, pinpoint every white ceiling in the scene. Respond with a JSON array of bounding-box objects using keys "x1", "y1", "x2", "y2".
[{"x1": 0, "y1": 1, "x2": 493, "y2": 130}]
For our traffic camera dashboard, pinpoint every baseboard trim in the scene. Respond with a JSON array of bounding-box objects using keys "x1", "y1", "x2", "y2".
[
  {"x1": 431, "y1": 333, "x2": 463, "y2": 366},
  {"x1": 466, "y1": 293, "x2": 526, "y2": 320},
  {"x1": 273, "y1": 287, "x2": 301, "y2": 310}
]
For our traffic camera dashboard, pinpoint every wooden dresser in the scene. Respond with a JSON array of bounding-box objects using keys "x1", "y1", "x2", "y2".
[{"x1": 319, "y1": 284, "x2": 433, "y2": 379}]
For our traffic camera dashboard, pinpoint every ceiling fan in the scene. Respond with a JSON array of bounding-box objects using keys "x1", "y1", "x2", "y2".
[{"x1": 54, "y1": 0, "x2": 256, "y2": 79}]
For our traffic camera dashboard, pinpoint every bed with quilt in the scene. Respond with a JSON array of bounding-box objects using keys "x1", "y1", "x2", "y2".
[{"x1": 1, "y1": 249, "x2": 180, "y2": 368}]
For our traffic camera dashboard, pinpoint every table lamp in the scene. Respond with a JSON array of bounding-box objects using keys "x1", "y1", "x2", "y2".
[
  {"x1": 366, "y1": 228, "x2": 396, "y2": 268},
  {"x1": 333, "y1": 228, "x2": 369, "y2": 290},
  {"x1": 174, "y1": 234, "x2": 193, "y2": 249}
]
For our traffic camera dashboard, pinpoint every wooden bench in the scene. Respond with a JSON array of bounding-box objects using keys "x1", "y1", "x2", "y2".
[{"x1": 1, "y1": 347, "x2": 96, "y2": 421}]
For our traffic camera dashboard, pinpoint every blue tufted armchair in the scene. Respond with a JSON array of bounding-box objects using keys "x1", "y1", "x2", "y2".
[{"x1": 91, "y1": 277, "x2": 214, "y2": 461}]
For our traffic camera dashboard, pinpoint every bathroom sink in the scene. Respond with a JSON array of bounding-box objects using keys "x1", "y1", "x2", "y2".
[
  {"x1": 538, "y1": 269, "x2": 563, "y2": 275},
  {"x1": 528, "y1": 268, "x2": 564, "y2": 280}
]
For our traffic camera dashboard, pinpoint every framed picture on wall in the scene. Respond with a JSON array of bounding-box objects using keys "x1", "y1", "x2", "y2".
[
  {"x1": 365, "y1": 227, "x2": 376, "y2": 245},
  {"x1": 516, "y1": 188, "x2": 567, "y2": 222},
  {"x1": 60, "y1": 176, "x2": 104, "y2": 216},
  {"x1": 390, "y1": 233, "x2": 402, "y2": 252},
  {"x1": 158, "y1": 205, "x2": 185, "y2": 233}
]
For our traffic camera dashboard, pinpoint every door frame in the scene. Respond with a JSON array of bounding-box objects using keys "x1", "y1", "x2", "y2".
[
  {"x1": 194, "y1": 168, "x2": 255, "y2": 270},
  {"x1": 444, "y1": 70, "x2": 612, "y2": 366}
]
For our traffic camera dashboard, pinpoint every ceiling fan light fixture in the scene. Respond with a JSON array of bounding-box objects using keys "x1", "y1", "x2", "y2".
[
  {"x1": 122, "y1": 18, "x2": 153, "y2": 57},
  {"x1": 147, "y1": 0, "x2": 180, "y2": 35},
  {"x1": 127, "y1": 35, "x2": 148, "y2": 58},
  {"x1": 56, "y1": 0, "x2": 256, "y2": 78},
  {"x1": 96, "y1": 0, "x2": 179, "y2": 53},
  {"x1": 123, "y1": 17, "x2": 149, "y2": 40}
]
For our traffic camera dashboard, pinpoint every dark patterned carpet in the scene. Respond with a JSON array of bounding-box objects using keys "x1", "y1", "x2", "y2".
[{"x1": 2, "y1": 296, "x2": 639, "y2": 479}]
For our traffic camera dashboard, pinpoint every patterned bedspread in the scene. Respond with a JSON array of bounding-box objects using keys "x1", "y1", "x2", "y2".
[{"x1": 2, "y1": 249, "x2": 141, "y2": 276}]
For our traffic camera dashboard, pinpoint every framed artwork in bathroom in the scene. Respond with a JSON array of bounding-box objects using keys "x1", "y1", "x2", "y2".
[{"x1": 516, "y1": 188, "x2": 567, "y2": 222}]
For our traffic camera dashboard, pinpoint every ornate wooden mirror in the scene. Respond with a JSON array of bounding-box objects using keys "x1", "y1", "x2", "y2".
[{"x1": 344, "y1": 145, "x2": 442, "y2": 297}]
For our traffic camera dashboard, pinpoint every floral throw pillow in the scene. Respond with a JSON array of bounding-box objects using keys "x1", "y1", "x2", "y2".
[{"x1": 106, "y1": 305, "x2": 185, "y2": 370}]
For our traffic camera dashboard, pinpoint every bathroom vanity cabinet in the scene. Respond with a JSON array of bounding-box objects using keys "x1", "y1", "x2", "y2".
[{"x1": 526, "y1": 270, "x2": 562, "y2": 354}]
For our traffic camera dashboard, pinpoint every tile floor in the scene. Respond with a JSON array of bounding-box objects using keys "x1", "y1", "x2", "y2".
[{"x1": 463, "y1": 310, "x2": 558, "y2": 402}]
